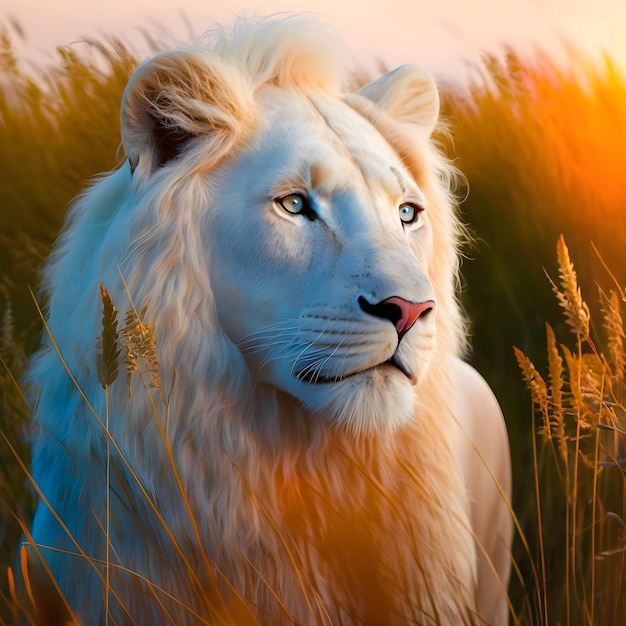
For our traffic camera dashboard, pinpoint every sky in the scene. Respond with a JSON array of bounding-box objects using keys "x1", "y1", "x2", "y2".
[{"x1": 5, "y1": 0, "x2": 626, "y2": 82}]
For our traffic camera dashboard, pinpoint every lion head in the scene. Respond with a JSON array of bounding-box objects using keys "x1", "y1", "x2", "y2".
[{"x1": 114, "y1": 18, "x2": 464, "y2": 435}]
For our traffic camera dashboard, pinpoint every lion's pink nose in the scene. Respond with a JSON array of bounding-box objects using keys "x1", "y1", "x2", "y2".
[{"x1": 358, "y1": 295, "x2": 435, "y2": 339}]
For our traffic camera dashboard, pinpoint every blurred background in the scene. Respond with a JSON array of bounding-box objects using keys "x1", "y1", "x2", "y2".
[{"x1": 1, "y1": 1, "x2": 625, "y2": 623}]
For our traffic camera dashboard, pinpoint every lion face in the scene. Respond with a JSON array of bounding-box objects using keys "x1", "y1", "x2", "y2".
[
  {"x1": 121, "y1": 45, "x2": 454, "y2": 433},
  {"x1": 204, "y1": 90, "x2": 436, "y2": 430}
]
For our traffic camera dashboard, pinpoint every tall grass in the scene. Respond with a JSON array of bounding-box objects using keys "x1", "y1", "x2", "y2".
[
  {"x1": 0, "y1": 23, "x2": 137, "y2": 623},
  {"x1": 514, "y1": 236, "x2": 625, "y2": 625},
  {"x1": 0, "y1": 22, "x2": 135, "y2": 341},
  {"x1": 442, "y1": 47, "x2": 626, "y2": 624},
  {"x1": 1, "y1": 20, "x2": 625, "y2": 624}
]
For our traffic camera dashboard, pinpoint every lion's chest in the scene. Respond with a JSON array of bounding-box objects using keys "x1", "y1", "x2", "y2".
[{"x1": 240, "y1": 462, "x2": 429, "y2": 624}]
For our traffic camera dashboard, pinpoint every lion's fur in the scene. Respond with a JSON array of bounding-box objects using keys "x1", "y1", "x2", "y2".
[{"x1": 25, "y1": 16, "x2": 510, "y2": 625}]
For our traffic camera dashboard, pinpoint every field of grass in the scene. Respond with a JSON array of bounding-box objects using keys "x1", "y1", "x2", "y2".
[
  {"x1": 0, "y1": 21, "x2": 624, "y2": 625},
  {"x1": 444, "y1": 47, "x2": 626, "y2": 624}
]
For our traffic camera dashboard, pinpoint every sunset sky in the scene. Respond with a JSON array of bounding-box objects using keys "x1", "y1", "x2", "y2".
[{"x1": 6, "y1": 0, "x2": 626, "y2": 80}]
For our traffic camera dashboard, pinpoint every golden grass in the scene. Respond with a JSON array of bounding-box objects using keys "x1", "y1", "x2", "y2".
[{"x1": 514, "y1": 237, "x2": 625, "y2": 626}]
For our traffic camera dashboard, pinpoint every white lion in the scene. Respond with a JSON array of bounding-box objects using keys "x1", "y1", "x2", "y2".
[{"x1": 25, "y1": 16, "x2": 512, "y2": 626}]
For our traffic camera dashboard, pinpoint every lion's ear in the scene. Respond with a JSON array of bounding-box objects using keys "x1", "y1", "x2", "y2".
[
  {"x1": 355, "y1": 65, "x2": 439, "y2": 136},
  {"x1": 121, "y1": 50, "x2": 255, "y2": 173}
]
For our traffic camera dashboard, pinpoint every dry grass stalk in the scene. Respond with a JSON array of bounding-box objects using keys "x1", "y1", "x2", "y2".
[
  {"x1": 548, "y1": 234, "x2": 591, "y2": 339},
  {"x1": 545, "y1": 324, "x2": 568, "y2": 462},
  {"x1": 561, "y1": 346, "x2": 599, "y2": 430},
  {"x1": 514, "y1": 347, "x2": 549, "y2": 434},
  {"x1": 96, "y1": 283, "x2": 121, "y2": 389},
  {"x1": 600, "y1": 289, "x2": 625, "y2": 380}
]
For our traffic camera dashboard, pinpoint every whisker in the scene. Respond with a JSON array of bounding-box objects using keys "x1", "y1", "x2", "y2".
[
  {"x1": 238, "y1": 321, "x2": 301, "y2": 347},
  {"x1": 312, "y1": 338, "x2": 347, "y2": 383},
  {"x1": 238, "y1": 322, "x2": 301, "y2": 356},
  {"x1": 289, "y1": 346, "x2": 329, "y2": 378},
  {"x1": 289, "y1": 321, "x2": 338, "y2": 377},
  {"x1": 235, "y1": 311, "x2": 385, "y2": 383}
]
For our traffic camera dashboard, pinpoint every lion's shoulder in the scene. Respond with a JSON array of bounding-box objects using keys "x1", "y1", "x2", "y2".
[{"x1": 449, "y1": 357, "x2": 512, "y2": 623}]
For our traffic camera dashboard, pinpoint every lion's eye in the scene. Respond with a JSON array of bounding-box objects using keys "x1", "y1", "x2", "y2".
[
  {"x1": 277, "y1": 194, "x2": 307, "y2": 215},
  {"x1": 399, "y1": 202, "x2": 423, "y2": 226},
  {"x1": 275, "y1": 193, "x2": 317, "y2": 221}
]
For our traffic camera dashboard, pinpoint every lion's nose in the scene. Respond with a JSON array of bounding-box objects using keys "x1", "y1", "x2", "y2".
[{"x1": 358, "y1": 295, "x2": 434, "y2": 340}]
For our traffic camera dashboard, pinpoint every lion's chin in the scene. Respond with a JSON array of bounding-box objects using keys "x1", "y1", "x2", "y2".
[{"x1": 296, "y1": 365, "x2": 420, "y2": 434}]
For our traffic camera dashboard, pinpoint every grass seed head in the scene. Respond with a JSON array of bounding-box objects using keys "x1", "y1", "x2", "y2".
[
  {"x1": 121, "y1": 307, "x2": 161, "y2": 390},
  {"x1": 600, "y1": 289, "x2": 625, "y2": 380},
  {"x1": 551, "y1": 234, "x2": 590, "y2": 339},
  {"x1": 96, "y1": 283, "x2": 121, "y2": 388}
]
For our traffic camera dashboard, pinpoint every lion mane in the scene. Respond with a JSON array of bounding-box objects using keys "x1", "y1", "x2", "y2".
[{"x1": 25, "y1": 16, "x2": 511, "y2": 626}]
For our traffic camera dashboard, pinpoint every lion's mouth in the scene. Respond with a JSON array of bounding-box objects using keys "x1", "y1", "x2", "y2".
[{"x1": 296, "y1": 354, "x2": 414, "y2": 385}]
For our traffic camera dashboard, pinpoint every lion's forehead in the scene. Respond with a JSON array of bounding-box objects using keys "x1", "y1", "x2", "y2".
[{"x1": 248, "y1": 88, "x2": 413, "y2": 197}]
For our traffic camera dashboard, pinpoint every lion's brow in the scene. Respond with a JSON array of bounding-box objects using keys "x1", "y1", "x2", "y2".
[{"x1": 309, "y1": 163, "x2": 327, "y2": 189}]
